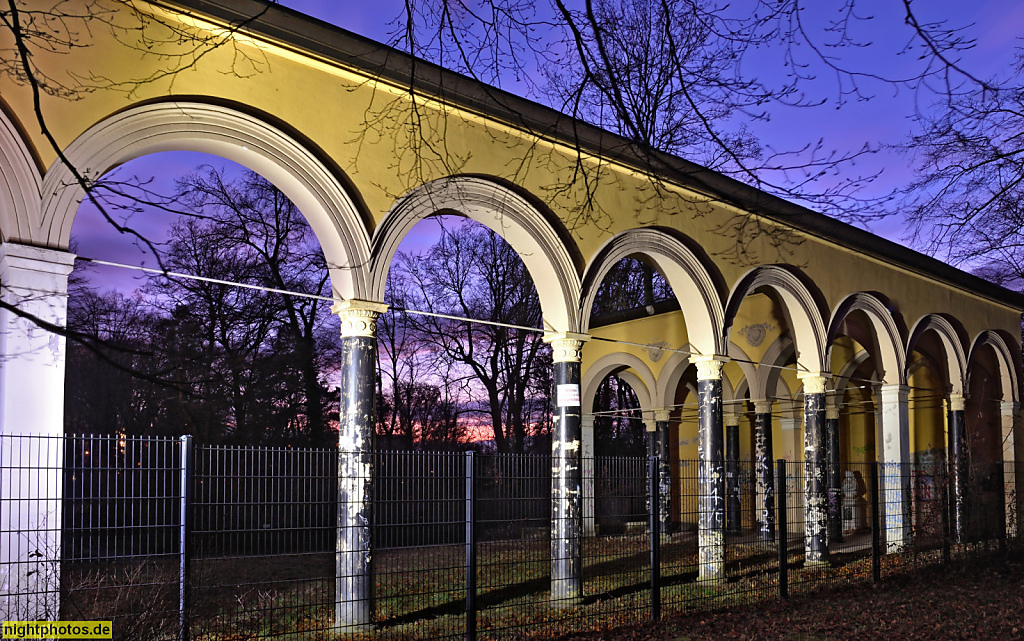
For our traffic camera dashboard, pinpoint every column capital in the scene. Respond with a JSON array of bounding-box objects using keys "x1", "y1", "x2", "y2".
[
  {"x1": 581, "y1": 414, "x2": 595, "y2": 429},
  {"x1": 1000, "y1": 400, "x2": 1020, "y2": 417},
  {"x1": 654, "y1": 408, "x2": 671, "y2": 423},
  {"x1": 0, "y1": 243, "x2": 76, "y2": 294},
  {"x1": 753, "y1": 399, "x2": 773, "y2": 415},
  {"x1": 949, "y1": 393, "x2": 966, "y2": 412},
  {"x1": 797, "y1": 371, "x2": 829, "y2": 395},
  {"x1": 544, "y1": 332, "x2": 590, "y2": 363},
  {"x1": 724, "y1": 413, "x2": 740, "y2": 427},
  {"x1": 693, "y1": 354, "x2": 727, "y2": 381},
  {"x1": 333, "y1": 299, "x2": 389, "y2": 338},
  {"x1": 826, "y1": 406, "x2": 840, "y2": 421}
]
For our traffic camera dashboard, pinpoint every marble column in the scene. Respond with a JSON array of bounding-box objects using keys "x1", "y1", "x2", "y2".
[
  {"x1": 799, "y1": 372, "x2": 828, "y2": 565},
  {"x1": 948, "y1": 393, "x2": 968, "y2": 543},
  {"x1": 654, "y1": 409, "x2": 673, "y2": 533},
  {"x1": 581, "y1": 414, "x2": 596, "y2": 537},
  {"x1": 725, "y1": 413, "x2": 742, "y2": 535},
  {"x1": 696, "y1": 356, "x2": 726, "y2": 581},
  {"x1": 1000, "y1": 401, "x2": 1020, "y2": 538},
  {"x1": 826, "y1": 402, "x2": 843, "y2": 544},
  {"x1": 754, "y1": 400, "x2": 775, "y2": 540},
  {"x1": 332, "y1": 300, "x2": 388, "y2": 632},
  {"x1": 0, "y1": 243, "x2": 75, "y2": 620},
  {"x1": 547, "y1": 332, "x2": 588, "y2": 605}
]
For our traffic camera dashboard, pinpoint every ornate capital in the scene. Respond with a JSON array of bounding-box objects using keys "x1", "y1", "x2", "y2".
[
  {"x1": 333, "y1": 299, "x2": 389, "y2": 338},
  {"x1": 754, "y1": 400, "x2": 773, "y2": 415},
  {"x1": 724, "y1": 413, "x2": 740, "y2": 427},
  {"x1": 949, "y1": 393, "x2": 966, "y2": 412},
  {"x1": 544, "y1": 332, "x2": 590, "y2": 363},
  {"x1": 693, "y1": 355, "x2": 726, "y2": 381},
  {"x1": 826, "y1": 406, "x2": 840, "y2": 421},
  {"x1": 654, "y1": 408, "x2": 671, "y2": 423},
  {"x1": 798, "y1": 372, "x2": 828, "y2": 395}
]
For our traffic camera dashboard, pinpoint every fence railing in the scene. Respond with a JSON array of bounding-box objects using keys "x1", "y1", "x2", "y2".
[{"x1": 0, "y1": 433, "x2": 1018, "y2": 640}]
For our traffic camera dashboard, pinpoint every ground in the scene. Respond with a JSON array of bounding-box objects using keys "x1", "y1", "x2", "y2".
[{"x1": 548, "y1": 552, "x2": 1024, "y2": 640}]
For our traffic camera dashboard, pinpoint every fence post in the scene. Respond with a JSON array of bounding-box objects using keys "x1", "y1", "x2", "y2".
[
  {"x1": 649, "y1": 456, "x2": 661, "y2": 621},
  {"x1": 465, "y1": 451, "x2": 477, "y2": 641},
  {"x1": 179, "y1": 435, "x2": 193, "y2": 641},
  {"x1": 776, "y1": 459, "x2": 787, "y2": 601},
  {"x1": 870, "y1": 460, "x2": 880, "y2": 584}
]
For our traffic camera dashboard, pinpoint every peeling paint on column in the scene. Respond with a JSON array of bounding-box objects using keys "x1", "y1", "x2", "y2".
[
  {"x1": 547, "y1": 340, "x2": 586, "y2": 606},
  {"x1": 725, "y1": 416, "x2": 742, "y2": 535},
  {"x1": 825, "y1": 407, "x2": 843, "y2": 543},
  {"x1": 802, "y1": 382, "x2": 828, "y2": 566},
  {"x1": 696, "y1": 358, "x2": 725, "y2": 583},
  {"x1": 656, "y1": 416, "x2": 672, "y2": 534},
  {"x1": 948, "y1": 399, "x2": 969, "y2": 543},
  {"x1": 754, "y1": 402, "x2": 775, "y2": 540}
]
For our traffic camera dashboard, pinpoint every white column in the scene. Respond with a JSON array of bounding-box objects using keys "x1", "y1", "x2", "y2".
[
  {"x1": 0, "y1": 243, "x2": 76, "y2": 620},
  {"x1": 581, "y1": 414, "x2": 596, "y2": 537},
  {"x1": 878, "y1": 384, "x2": 910, "y2": 553},
  {"x1": 1000, "y1": 401, "x2": 1019, "y2": 537}
]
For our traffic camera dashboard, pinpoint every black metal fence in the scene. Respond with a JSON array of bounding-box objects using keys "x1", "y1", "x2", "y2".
[{"x1": 0, "y1": 433, "x2": 1018, "y2": 640}]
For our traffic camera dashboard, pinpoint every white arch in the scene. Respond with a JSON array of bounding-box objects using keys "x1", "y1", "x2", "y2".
[
  {"x1": 968, "y1": 330, "x2": 1020, "y2": 404},
  {"x1": 725, "y1": 266, "x2": 827, "y2": 373},
  {"x1": 757, "y1": 334, "x2": 795, "y2": 402},
  {"x1": 371, "y1": 176, "x2": 581, "y2": 332},
  {"x1": 580, "y1": 228, "x2": 724, "y2": 355},
  {"x1": 906, "y1": 314, "x2": 968, "y2": 395},
  {"x1": 0, "y1": 109, "x2": 41, "y2": 244},
  {"x1": 39, "y1": 101, "x2": 371, "y2": 300},
  {"x1": 828, "y1": 292, "x2": 906, "y2": 385},
  {"x1": 726, "y1": 340, "x2": 757, "y2": 400},
  {"x1": 655, "y1": 346, "x2": 693, "y2": 410},
  {"x1": 581, "y1": 352, "x2": 656, "y2": 415}
]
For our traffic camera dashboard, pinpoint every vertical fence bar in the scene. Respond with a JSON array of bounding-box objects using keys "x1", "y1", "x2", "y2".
[
  {"x1": 776, "y1": 459, "x2": 788, "y2": 601},
  {"x1": 870, "y1": 460, "x2": 880, "y2": 584},
  {"x1": 465, "y1": 451, "x2": 477, "y2": 641},
  {"x1": 178, "y1": 435, "x2": 193, "y2": 641},
  {"x1": 648, "y1": 455, "x2": 661, "y2": 621}
]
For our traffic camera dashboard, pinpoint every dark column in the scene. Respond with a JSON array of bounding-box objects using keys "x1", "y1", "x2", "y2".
[
  {"x1": 754, "y1": 400, "x2": 775, "y2": 540},
  {"x1": 948, "y1": 393, "x2": 968, "y2": 543},
  {"x1": 826, "y1": 404, "x2": 843, "y2": 544},
  {"x1": 333, "y1": 300, "x2": 387, "y2": 632},
  {"x1": 654, "y1": 410, "x2": 673, "y2": 533},
  {"x1": 548, "y1": 333, "x2": 588, "y2": 605},
  {"x1": 696, "y1": 357, "x2": 725, "y2": 581},
  {"x1": 800, "y1": 373, "x2": 828, "y2": 565},
  {"x1": 725, "y1": 413, "x2": 742, "y2": 535}
]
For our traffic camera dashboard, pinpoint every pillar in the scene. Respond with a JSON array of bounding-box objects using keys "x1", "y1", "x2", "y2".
[
  {"x1": 1000, "y1": 401, "x2": 1019, "y2": 538},
  {"x1": 547, "y1": 332, "x2": 588, "y2": 604},
  {"x1": 826, "y1": 402, "x2": 843, "y2": 544},
  {"x1": 332, "y1": 300, "x2": 388, "y2": 632},
  {"x1": 753, "y1": 400, "x2": 775, "y2": 540},
  {"x1": 948, "y1": 393, "x2": 968, "y2": 543},
  {"x1": 695, "y1": 356, "x2": 725, "y2": 581},
  {"x1": 879, "y1": 384, "x2": 911, "y2": 552},
  {"x1": 581, "y1": 414, "x2": 596, "y2": 537},
  {"x1": 725, "y1": 413, "x2": 742, "y2": 535},
  {"x1": 800, "y1": 372, "x2": 828, "y2": 565},
  {"x1": 0, "y1": 243, "x2": 75, "y2": 620},
  {"x1": 654, "y1": 409, "x2": 672, "y2": 533}
]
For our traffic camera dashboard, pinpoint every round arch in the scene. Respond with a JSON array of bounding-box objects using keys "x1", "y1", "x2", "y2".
[
  {"x1": 581, "y1": 352, "x2": 656, "y2": 416},
  {"x1": 827, "y1": 292, "x2": 906, "y2": 386},
  {"x1": 906, "y1": 314, "x2": 969, "y2": 395},
  {"x1": 39, "y1": 101, "x2": 372, "y2": 300},
  {"x1": 0, "y1": 107, "x2": 41, "y2": 244},
  {"x1": 655, "y1": 346, "x2": 693, "y2": 410},
  {"x1": 968, "y1": 330, "x2": 1021, "y2": 404},
  {"x1": 725, "y1": 265, "x2": 828, "y2": 373},
  {"x1": 370, "y1": 176, "x2": 581, "y2": 332},
  {"x1": 580, "y1": 227, "x2": 724, "y2": 355},
  {"x1": 758, "y1": 334, "x2": 795, "y2": 403}
]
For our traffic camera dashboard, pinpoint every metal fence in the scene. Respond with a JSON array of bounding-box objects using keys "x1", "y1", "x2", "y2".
[{"x1": 1, "y1": 433, "x2": 1018, "y2": 640}]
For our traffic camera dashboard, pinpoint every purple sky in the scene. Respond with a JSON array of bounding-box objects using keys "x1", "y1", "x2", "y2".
[{"x1": 71, "y1": 0, "x2": 1024, "y2": 293}]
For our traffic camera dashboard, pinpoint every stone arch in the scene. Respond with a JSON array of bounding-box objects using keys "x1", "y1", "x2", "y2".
[
  {"x1": 828, "y1": 292, "x2": 906, "y2": 386},
  {"x1": 726, "y1": 341, "x2": 757, "y2": 401},
  {"x1": 39, "y1": 101, "x2": 371, "y2": 300},
  {"x1": 906, "y1": 314, "x2": 969, "y2": 395},
  {"x1": 654, "y1": 346, "x2": 693, "y2": 410},
  {"x1": 725, "y1": 266, "x2": 828, "y2": 374},
  {"x1": 580, "y1": 227, "x2": 725, "y2": 355},
  {"x1": 757, "y1": 334, "x2": 795, "y2": 403},
  {"x1": 371, "y1": 176, "x2": 581, "y2": 332},
  {"x1": 0, "y1": 107, "x2": 41, "y2": 244},
  {"x1": 581, "y1": 353, "x2": 657, "y2": 416},
  {"x1": 968, "y1": 330, "x2": 1020, "y2": 405}
]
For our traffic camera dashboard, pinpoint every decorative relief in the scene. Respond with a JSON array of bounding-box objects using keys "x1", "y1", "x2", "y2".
[
  {"x1": 333, "y1": 300, "x2": 389, "y2": 338},
  {"x1": 643, "y1": 339, "x2": 669, "y2": 362},
  {"x1": 738, "y1": 322, "x2": 776, "y2": 347},
  {"x1": 798, "y1": 372, "x2": 828, "y2": 395}
]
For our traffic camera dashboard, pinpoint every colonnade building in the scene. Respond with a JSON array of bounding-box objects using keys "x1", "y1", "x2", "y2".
[{"x1": 1, "y1": 0, "x2": 1021, "y2": 625}]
